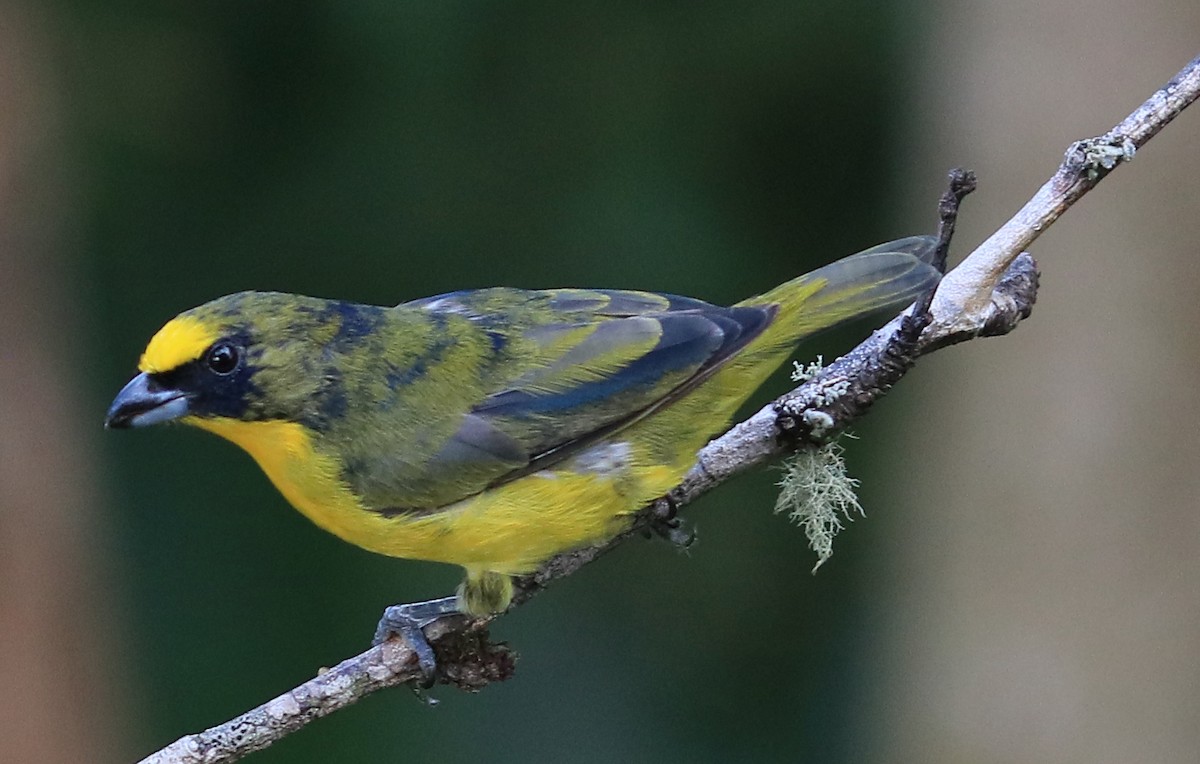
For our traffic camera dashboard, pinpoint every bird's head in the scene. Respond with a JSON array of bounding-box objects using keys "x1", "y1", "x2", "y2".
[{"x1": 105, "y1": 291, "x2": 370, "y2": 432}]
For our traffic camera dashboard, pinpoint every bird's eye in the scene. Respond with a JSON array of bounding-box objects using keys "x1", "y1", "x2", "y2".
[{"x1": 206, "y1": 342, "x2": 241, "y2": 375}]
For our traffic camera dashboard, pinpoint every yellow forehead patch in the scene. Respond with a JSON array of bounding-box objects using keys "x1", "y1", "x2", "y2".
[{"x1": 139, "y1": 316, "x2": 219, "y2": 374}]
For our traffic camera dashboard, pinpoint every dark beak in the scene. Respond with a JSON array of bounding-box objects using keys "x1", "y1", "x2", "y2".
[{"x1": 105, "y1": 372, "x2": 190, "y2": 429}]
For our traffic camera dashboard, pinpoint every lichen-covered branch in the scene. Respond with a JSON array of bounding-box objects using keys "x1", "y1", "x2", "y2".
[{"x1": 139, "y1": 52, "x2": 1200, "y2": 764}]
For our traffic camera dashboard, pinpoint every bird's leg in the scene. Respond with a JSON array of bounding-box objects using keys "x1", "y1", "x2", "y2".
[{"x1": 373, "y1": 596, "x2": 460, "y2": 686}]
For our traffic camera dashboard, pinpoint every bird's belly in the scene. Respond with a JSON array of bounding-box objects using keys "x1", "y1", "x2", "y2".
[
  {"x1": 193, "y1": 415, "x2": 686, "y2": 572},
  {"x1": 343, "y1": 445, "x2": 682, "y2": 572},
  {"x1": 333, "y1": 438, "x2": 681, "y2": 568}
]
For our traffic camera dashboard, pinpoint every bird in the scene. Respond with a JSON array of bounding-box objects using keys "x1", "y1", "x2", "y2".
[{"x1": 106, "y1": 236, "x2": 940, "y2": 671}]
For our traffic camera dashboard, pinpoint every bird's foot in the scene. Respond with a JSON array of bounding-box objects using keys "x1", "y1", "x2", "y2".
[
  {"x1": 647, "y1": 497, "x2": 696, "y2": 551},
  {"x1": 648, "y1": 513, "x2": 696, "y2": 549},
  {"x1": 653, "y1": 516, "x2": 696, "y2": 549},
  {"x1": 373, "y1": 596, "x2": 461, "y2": 689}
]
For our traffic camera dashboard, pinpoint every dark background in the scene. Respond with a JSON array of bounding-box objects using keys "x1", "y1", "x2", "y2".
[{"x1": 4, "y1": 2, "x2": 1199, "y2": 763}]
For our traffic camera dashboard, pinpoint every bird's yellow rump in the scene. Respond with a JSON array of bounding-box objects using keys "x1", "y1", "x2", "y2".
[{"x1": 107, "y1": 237, "x2": 940, "y2": 619}]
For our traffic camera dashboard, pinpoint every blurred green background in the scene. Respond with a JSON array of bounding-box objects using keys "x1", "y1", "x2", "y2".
[{"x1": 4, "y1": 2, "x2": 1200, "y2": 763}]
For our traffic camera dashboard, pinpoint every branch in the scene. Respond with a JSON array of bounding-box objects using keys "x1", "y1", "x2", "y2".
[
  {"x1": 140, "y1": 53, "x2": 1200, "y2": 764},
  {"x1": 928, "y1": 55, "x2": 1200, "y2": 335}
]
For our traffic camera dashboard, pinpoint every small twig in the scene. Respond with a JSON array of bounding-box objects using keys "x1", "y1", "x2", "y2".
[
  {"x1": 932, "y1": 168, "x2": 978, "y2": 274},
  {"x1": 139, "y1": 52, "x2": 1200, "y2": 764}
]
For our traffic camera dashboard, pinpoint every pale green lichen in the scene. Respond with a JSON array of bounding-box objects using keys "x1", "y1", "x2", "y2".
[
  {"x1": 774, "y1": 440, "x2": 863, "y2": 573},
  {"x1": 801, "y1": 409, "x2": 836, "y2": 439},
  {"x1": 1078, "y1": 136, "x2": 1136, "y2": 180},
  {"x1": 791, "y1": 356, "x2": 824, "y2": 383},
  {"x1": 791, "y1": 355, "x2": 850, "y2": 410}
]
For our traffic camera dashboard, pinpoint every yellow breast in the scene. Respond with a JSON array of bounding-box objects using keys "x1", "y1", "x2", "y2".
[{"x1": 184, "y1": 417, "x2": 681, "y2": 573}]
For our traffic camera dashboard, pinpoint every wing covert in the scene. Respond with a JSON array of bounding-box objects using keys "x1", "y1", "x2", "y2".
[{"x1": 406, "y1": 288, "x2": 774, "y2": 502}]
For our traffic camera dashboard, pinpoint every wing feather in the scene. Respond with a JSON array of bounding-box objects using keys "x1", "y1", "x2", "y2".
[{"x1": 409, "y1": 288, "x2": 774, "y2": 499}]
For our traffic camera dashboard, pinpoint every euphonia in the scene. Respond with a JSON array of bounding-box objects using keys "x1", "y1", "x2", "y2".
[{"x1": 106, "y1": 236, "x2": 940, "y2": 665}]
